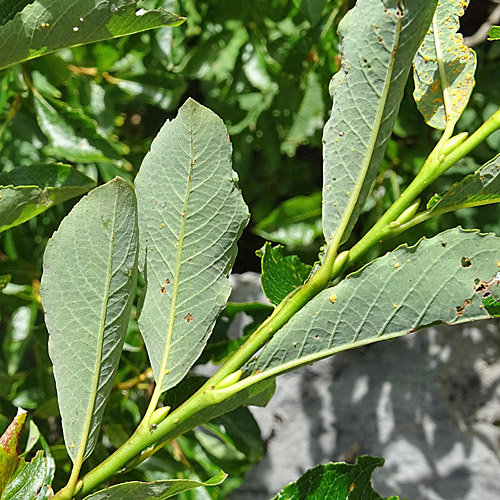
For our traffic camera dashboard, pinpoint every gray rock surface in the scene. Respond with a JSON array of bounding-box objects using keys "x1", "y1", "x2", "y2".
[{"x1": 228, "y1": 273, "x2": 500, "y2": 500}]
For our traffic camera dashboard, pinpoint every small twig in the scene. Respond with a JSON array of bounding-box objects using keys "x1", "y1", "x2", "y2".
[{"x1": 115, "y1": 368, "x2": 153, "y2": 391}]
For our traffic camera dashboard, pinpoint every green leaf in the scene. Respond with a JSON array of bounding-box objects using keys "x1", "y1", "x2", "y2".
[
  {"x1": 41, "y1": 178, "x2": 138, "y2": 462},
  {"x1": 0, "y1": 163, "x2": 95, "y2": 232},
  {"x1": 134, "y1": 98, "x2": 249, "y2": 393},
  {"x1": 0, "y1": 408, "x2": 27, "y2": 496},
  {"x1": 271, "y1": 455, "x2": 397, "y2": 500},
  {"x1": 4, "y1": 450, "x2": 47, "y2": 500},
  {"x1": 0, "y1": 0, "x2": 185, "y2": 71},
  {"x1": 0, "y1": 1, "x2": 30, "y2": 26},
  {"x1": 255, "y1": 228, "x2": 500, "y2": 376},
  {"x1": 33, "y1": 91, "x2": 126, "y2": 163},
  {"x1": 258, "y1": 242, "x2": 312, "y2": 306},
  {"x1": 298, "y1": 0, "x2": 328, "y2": 26},
  {"x1": 115, "y1": 73, "x2": 187, "y2": 112},
  {"x1": 198, "y1": 407, "x2": 263, "y2": 471},
  {"x1": 23, "y1": 422, "x2": 55, "y2": 500},
  {"x1": 488, "y1": 26, "x2": 500, "y2": 41},
  {"x1": 23, "y1": 420, "x2": 40, "y2": 456},
  {"x1": 322, "y1": 0, "x2": 437, "y2": 246},
  {"x1": 282, "y1": 71, "x2": 324, "y2": 156},
  {"x1": 81, "y1": 470, "x2": 226, "y2": 500},
  {"x1": 413, "y1": 0, "x2": 476, "y2": 129},
  {"x1": 427, "y1": 154, "x2": 500, "y2": 214},
  {"x1": 254, "y1": 192, "x2": 322, "y2": 248}
]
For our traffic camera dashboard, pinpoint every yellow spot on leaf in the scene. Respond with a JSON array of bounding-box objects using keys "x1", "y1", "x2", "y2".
[{"x1": 329, "y1": 294, "x2": 337, "y2": 304}]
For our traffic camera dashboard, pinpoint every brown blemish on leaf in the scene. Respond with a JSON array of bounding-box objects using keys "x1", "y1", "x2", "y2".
[
  {"x1": 456, "y1": 298, "x2": 472, "y2": 317},
  {"x1": 165, "y1": 279, "x2": 170, "y2": 285},
  {"x1": 184, "y1": 313, "x2": 194, "y2": 323},
  {"x1": 0, "y1": 409, "x2": 27, "y2": 455},
  {"x1": 475, "y1": 271, "x2": 500, "y2": 298},
  {"x1": 160, "y1": 286, "x2": 166, "y2": 294},
  {"x1": 461, "y1": 256, "x2": 472, "y2": 268}
]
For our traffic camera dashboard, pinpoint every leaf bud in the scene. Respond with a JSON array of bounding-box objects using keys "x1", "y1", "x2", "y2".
[
  {"x1": 333, "y1": 250, "x2": 350, "y2": 271},
  {"x1": 213, "y1": 370, "x2": 243, "y2": 390},
  {"x1": 440, "y1": 132, "x2": 468, "y2": 158},
  {"x1": 389, "y1": 199, "x2": 420, "y2": 228},
  {"x1": 149, "y1": 405, "x2": 171, "y2": 426}
]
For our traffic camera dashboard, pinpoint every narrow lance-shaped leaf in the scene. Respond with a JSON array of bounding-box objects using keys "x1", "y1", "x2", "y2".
[
  {"x1": 0, "y1": 408, "x2": 27, "y2": 497},
  {"x1": 272, "y1": 456, "x2": 397, "y2": 500},
  {"x1": 0, "y1": 0, "x2": 185, "y2": 70},
  {"x1": 41, "y1": 178, "x2": 138, "y2": 462},
  {"x1": 135, "y1": 98, "x2": 249, "y2": 392},
  {"x1": 282, "y1": 71, "x2": 324, "y2": 157},
  {"x1": 426, "y1": 154, "x2": 500, "y2": 213},
  {"x1": 413, "y1": 0, "x2": 476, "y2": 129},
  {"x1": 255, "y1": 228, "x2": 500, "y2": 376},
  {"x1": 81, "y1": 470, "x2": 227, "y2": 500},
  {"x1": 33, "y1": 91, "x2": 126, "y2": 163},
  {"x1": 323, "y1": 0, "x2": 437, "y2": 246},
  {"x1": 254, "y1": 192, "x2": 322, "y2": 248},
  {"x1": 0, "y1": 163, "x2": 95, "y2": 232}
]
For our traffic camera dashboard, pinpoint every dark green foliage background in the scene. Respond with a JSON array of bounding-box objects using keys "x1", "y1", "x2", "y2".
[{"x1": 1, "y1": 0, "x2": 499, "y2": 497}]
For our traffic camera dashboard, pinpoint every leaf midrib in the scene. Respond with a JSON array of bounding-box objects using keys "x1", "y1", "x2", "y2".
[
  {"x1": 432, "y1": 13, "x2": 454, "y2": 123},
  {"x1": 74, "y1": 188, "x2": 119, "y2": 462},
  {"x1": 157, "y1": 128, "x2": 195, "y2": 391},
  {"x1": 327, "y1": 10, "x2": 403, "y2": 248}
]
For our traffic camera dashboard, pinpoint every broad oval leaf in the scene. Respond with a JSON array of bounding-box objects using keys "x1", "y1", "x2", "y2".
[
  {"x1": 135, "y1": 98, "x2": 249, "y2": 392},
  {"x1": 322, "y1": 0, "x2": 437, "y2": 245},
  {"x1": 272, "y1": 455, "x2": 397, "y2": 500},
  {"x1": 3, "y1": 451, "x2": 47, "y2": 500},
  {"x1": 0, "y1": 163, "x2": 95, "y2": 232},
  {"x1": 41, "y1": 178, "x2": 138, "y2": 462},
  {"x1": 413, "y1": 0, "x2": 476, "y2": 129},
  {"x1": 0, "y1": 0, "x2": 185, "y2": 71},
  {"x1": 427, "y1": 154, "x2": 500, "y2": 214},
  {"x1": 255, "y1": 228, "x2": 500, "y2": 375},
  {"x1": 82, "y1": 471, "x2": 227, "y2": 500}
]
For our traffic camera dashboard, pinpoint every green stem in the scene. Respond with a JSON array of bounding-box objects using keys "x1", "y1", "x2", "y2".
[
  {"x1": 348, "y1": 107, "x2": 500, "y2": 263},
  {"x1": 74, "y1": 106, "x2": 500, "y2": 498},
  {"x1": 76, "y1": 248, "x2": 349, "y2": 497}
]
